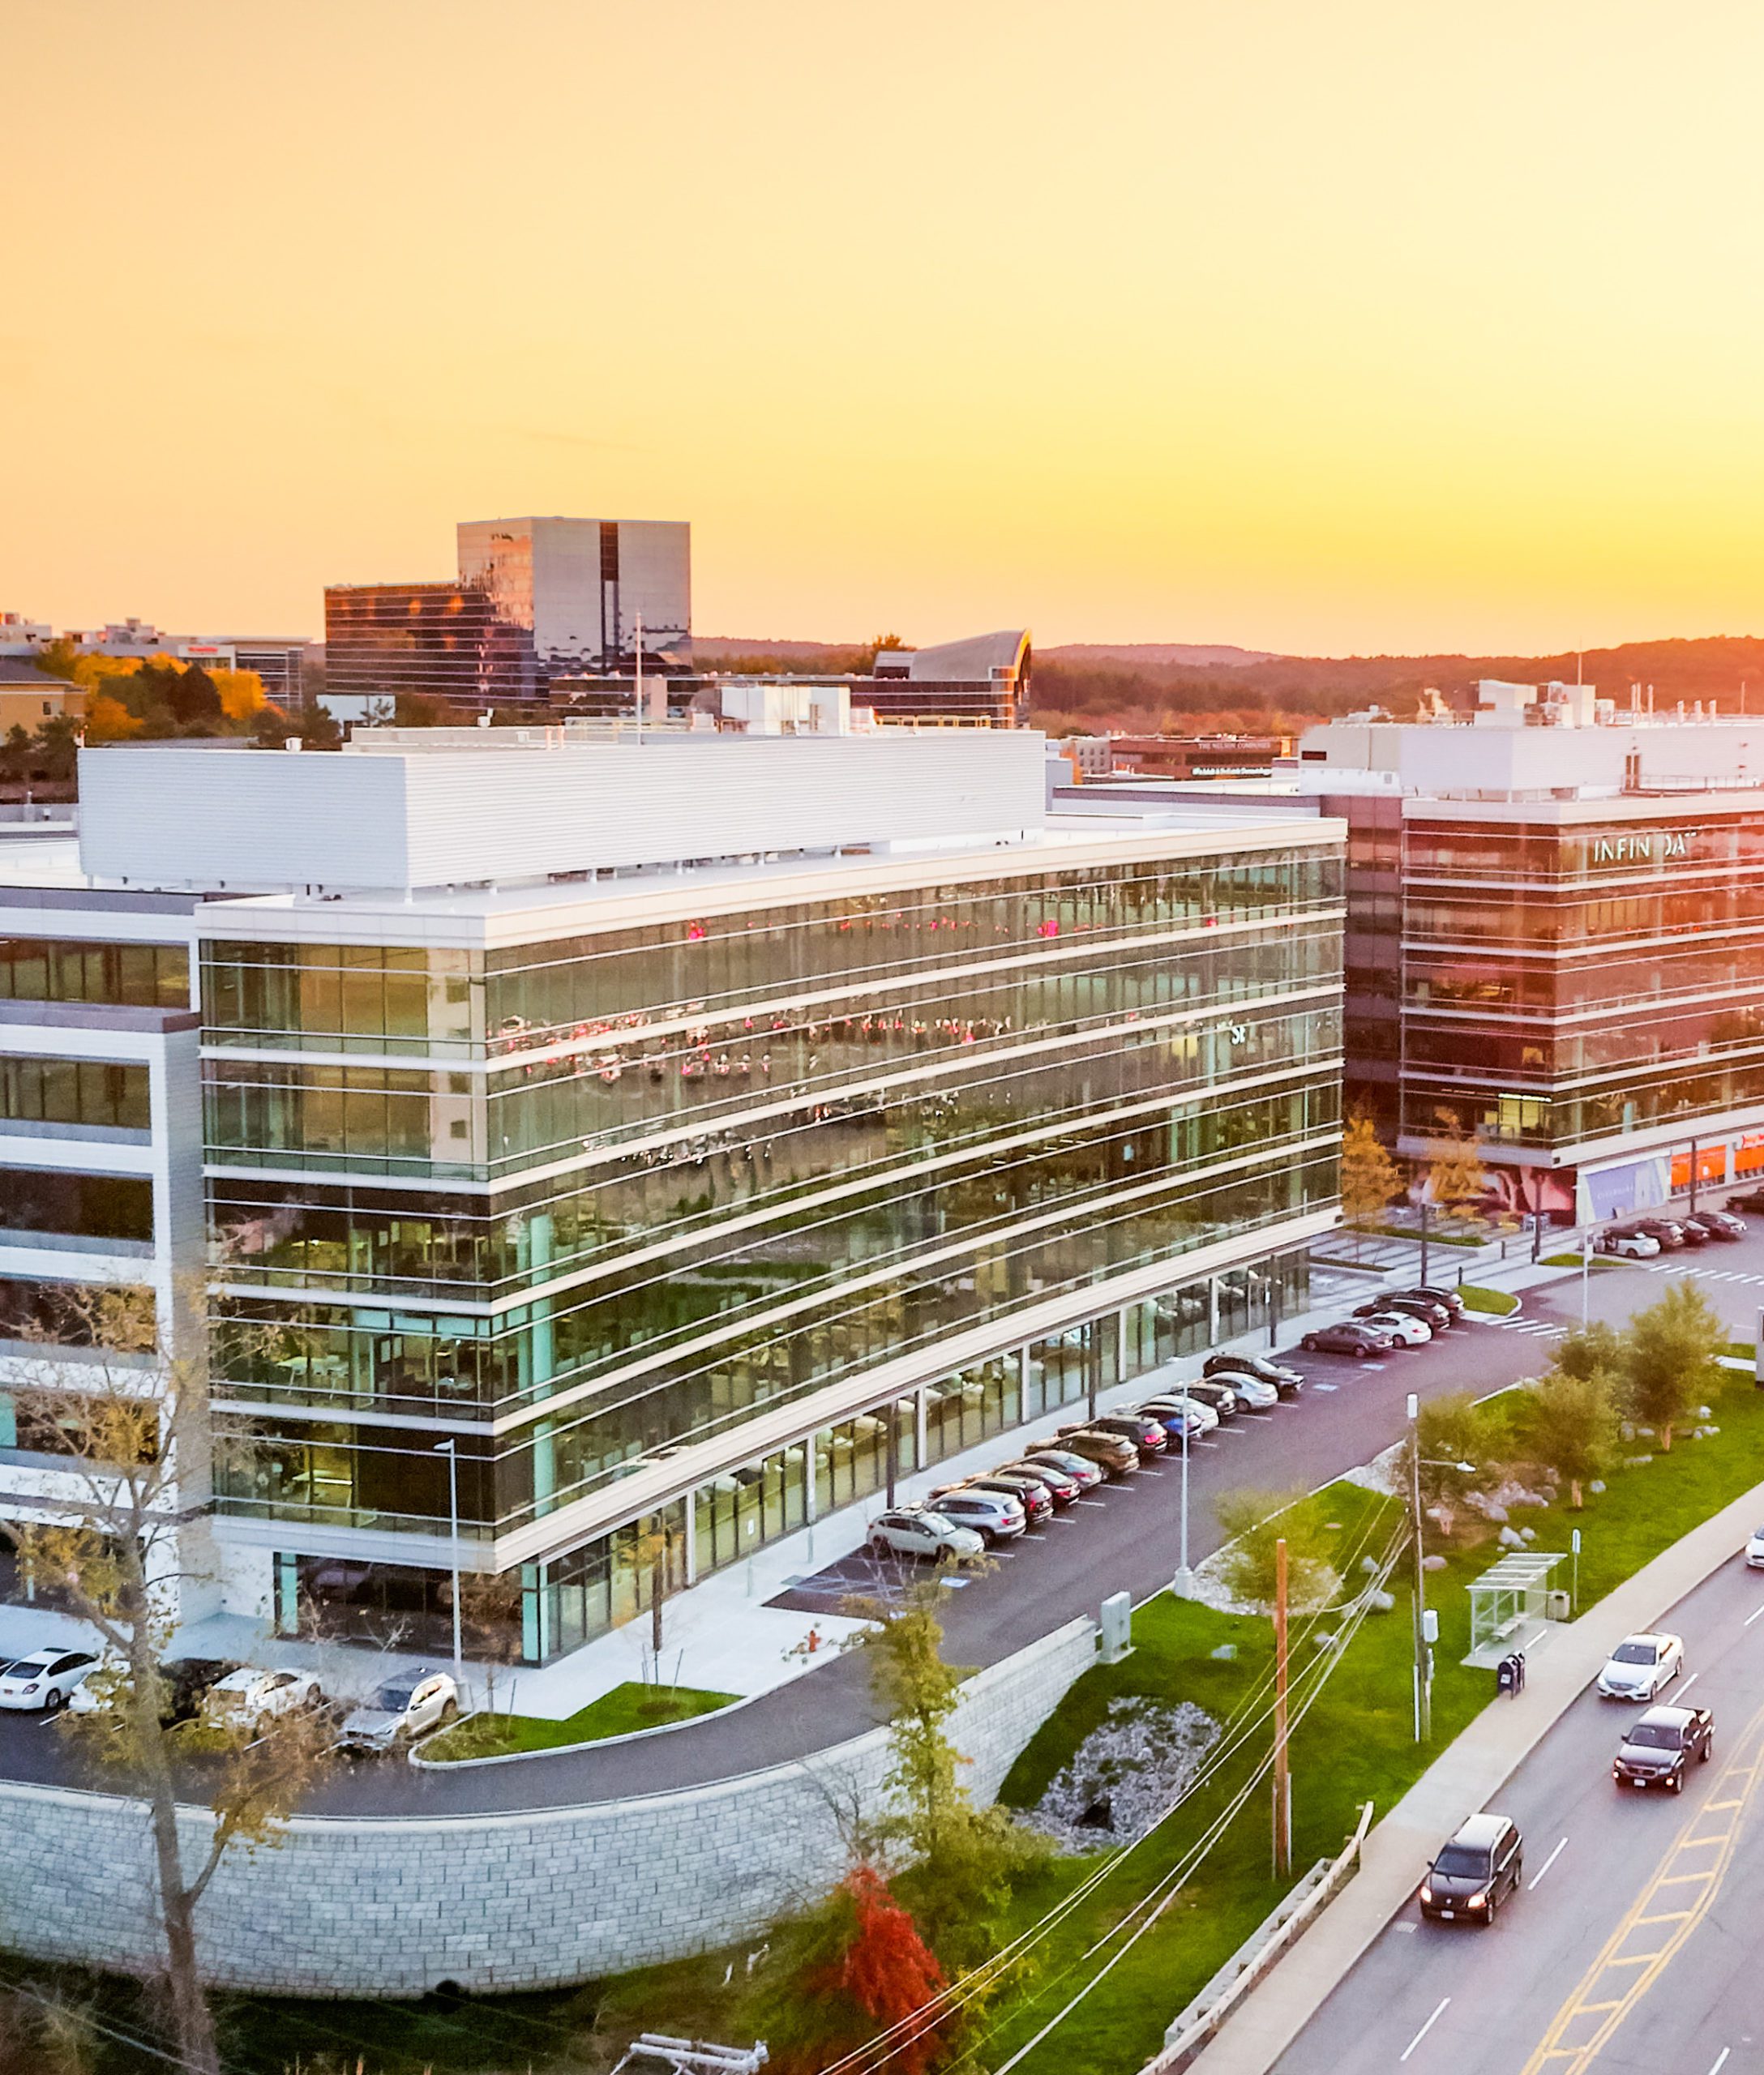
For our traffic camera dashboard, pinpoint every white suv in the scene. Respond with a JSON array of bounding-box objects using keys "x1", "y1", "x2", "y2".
[
  {"x1": 868, "y1": 1508, "x2": 985, "y2": 1561},
  {"x1": 929, "y1": 1489, "x2": 1027, "y2": 1544},
  {"x1": 1599, "y1": 1228, "x2": 1661, "y2": 1259}
]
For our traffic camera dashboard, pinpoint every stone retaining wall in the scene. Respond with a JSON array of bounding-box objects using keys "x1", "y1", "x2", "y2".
[{"x1": 0, "y1": 1617, "x2": 1097, "y2": 1997}]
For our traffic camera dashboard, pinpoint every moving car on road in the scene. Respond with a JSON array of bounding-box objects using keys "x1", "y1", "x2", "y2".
[
  {"x1": 1352, "y1": 1307, "x2": 1433, "y2": 1347},
  {"x1": 1204, "y1": 1350, "x2": 1304, "y2": 1396},
  {"x1": 1747, "y1": 1524, "x2": 1764, "y2": 1569},
  {"x1": 203, "y1": 1667, "x2": 327, "y2": 1731},
  {"x1": 1599, "y1": 1228, "x2": 1661, "y2": 1259},
  {"x1": 1300, "y1": 1320, "x2": 1394, "y2": 1358},
  {"x1": 1418, "y1": 1812, "x2": 1523, "y2": 1923},
  {"x1": 1596, "y1": 1631, "x2": 1685, "y2": 1700},
  {"x1": 867, "y1": 1508, "x2": 986, "y2": 1561},
  {"x1": 338, "y1": 1669, "x2": 459, "y2": 1755},
  {"x1": 1037, "y1": 1429, "x2": 1138, "y2": 1477},
  {"x1": 1612, "y1": 1703, "x2": 1714, "y2": 1790},
  {"x1": 0, "y1": 1647, "x2": 97, "y2": 1713}
]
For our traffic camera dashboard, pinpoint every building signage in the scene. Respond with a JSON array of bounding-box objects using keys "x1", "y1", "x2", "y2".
[{"x1": 1591, "y1": 831, "x2": 1689, "y2": 864}]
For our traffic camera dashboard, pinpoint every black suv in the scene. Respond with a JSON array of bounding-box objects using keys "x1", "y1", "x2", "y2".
[
  {"x1": 1203, "y1": 1351, "x2": 1304, "y2": 1396},
  {"x1": 1403, "y1": 1284, "x2": 1466, "y2": 1321},
  {"x1": 1612, "y1": 1704, "x2": 1714, "y2": 1790},
  {"x1": 1418, "y1": 1812, "x2": 1523, "y2": 1923}
]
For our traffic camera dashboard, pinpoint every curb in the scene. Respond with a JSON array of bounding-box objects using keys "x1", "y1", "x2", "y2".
[{"x1": 1186, "y1": 1467, "x2": 1764, "y2": 2075}]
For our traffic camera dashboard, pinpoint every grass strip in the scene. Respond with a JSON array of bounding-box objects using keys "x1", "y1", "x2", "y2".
[{"x1": 422, "y1": 1680, "x2": 739, "y2": 1761}]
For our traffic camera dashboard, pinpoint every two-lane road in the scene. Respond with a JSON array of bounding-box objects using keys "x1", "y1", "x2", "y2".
[{"x1": 1273, "y1": 1549, "x2": 1764, "y2": 2075}]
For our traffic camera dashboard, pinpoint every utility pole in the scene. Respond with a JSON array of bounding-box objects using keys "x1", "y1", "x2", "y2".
[
  {"x1": 1689, "y1": 1136, "x2": 1700, "y2": 1217},
  {"x1": 1419, "y1": 1196, "x2": 1430, "y2": 1287},
  {"x1": 1273, "y1": 1534, "x2": 1291, "y2": 1878},
  {"x1": 633, "y1": 610, "x2": 644, "y2": 744},
  {"x1": 1407, "y1": 1392, "x2": 1431, "y2": 1743},
  {"x1": 1582, "y1": 1226, "x2": 1593, "y2": 1327}
]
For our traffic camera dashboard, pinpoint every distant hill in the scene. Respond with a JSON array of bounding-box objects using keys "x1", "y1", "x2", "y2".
[{"x1": 1044, "y1": 642, "x2": 1275, "y2": 668}]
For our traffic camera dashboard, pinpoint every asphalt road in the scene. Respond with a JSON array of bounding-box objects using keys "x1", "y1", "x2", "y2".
[
  {"x1": 1269, "y1": 1545, "x2": 1764, "y2": 2075},
  {"x1": 4, "y1": 1213, "x2": 1756, "y2": 1816}
]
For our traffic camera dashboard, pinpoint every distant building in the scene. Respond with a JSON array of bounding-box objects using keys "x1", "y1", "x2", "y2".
[
  {"x1": 49, "y1": 621, "x2": 307, "y2": 708},
  {"x1": 0, "y1": 615, "x2": 53, "y2": 658},
  {"x1": 325, "y1": 516, "x2": 691, "y2": 712},
  {"x1": 861, "y1": 628, "x2": 1031, "y2": 727},
  {"x1": 0, "y1": 663, "x2": 83, "y2": 734}
]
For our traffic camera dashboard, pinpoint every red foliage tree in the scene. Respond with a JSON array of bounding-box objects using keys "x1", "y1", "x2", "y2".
[{"x1": 769, "y1": 1865, "x2": 948, "y2": 2075}]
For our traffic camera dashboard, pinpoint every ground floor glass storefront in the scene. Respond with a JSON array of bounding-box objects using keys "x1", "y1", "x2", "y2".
[{"x1": 272, "y1": 1247, "x2": 1309, "y2": 1663}]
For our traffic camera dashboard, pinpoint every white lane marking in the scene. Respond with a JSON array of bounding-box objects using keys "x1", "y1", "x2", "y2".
[
  {"x1": 1679, "y1": 1672, "x2": 1699, "y2": 1696},
  {"x1": 1399, "y1": 1997, "x2": 1451, "y2": 2063},
  {"x1": 1311, "y1": 1381, "x2": 1339, "y2": 1393},
  {"x1": 1705, "y1": 2050, "x2": 1730, "y2": 2075},
  {"x1": 1528, "y1": 1836, "x2": 1569, "y2": 1890},
  {"x1": 1074, "y1": 1499, "x2": 1107, "y2": 1508},
  {"x1": 1742, "y1": 1602, "x2": 1764, "y2": 1626}
]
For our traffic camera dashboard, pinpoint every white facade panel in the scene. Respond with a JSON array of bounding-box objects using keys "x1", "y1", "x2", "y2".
[{"x1": 79, "y1": 735, "x2": 1047, "y2": 895}]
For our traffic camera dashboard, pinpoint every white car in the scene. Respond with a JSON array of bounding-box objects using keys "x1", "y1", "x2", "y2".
[
  {"x1": 1358, "y1": 1311, "x2": 1433, "y2": 1348},
  {"x1": 1203, "y1": 1367, "x2": 1281, "y2": 1409},
  {"x1": 0, "y1": 1647, "x2": 97, "y2": 1712},
  {"x1": 203, "y1": 1666, "x2": 325, "y2": 1731},
  {"x1": 1597, "y1": 1632, "x2": 1685, "y2": 1701},
  {"x1": 1746, "y1": 1525, "x2": 1764, "y2": 1570},
  {"x1": 1599, "y1": 1229, "x2": 1661, "y2": 1260},
  {"x1": 869, "y1": 1508, "x2": 986, "y2": 1561},
  {"x1": 338, "y1": 1668, "x2": 460, "y2": 1754}
]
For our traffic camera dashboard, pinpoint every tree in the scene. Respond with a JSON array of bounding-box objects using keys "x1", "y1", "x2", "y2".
[
  {"x1": 1620, "y1": 1281, "x2": 1727, "y2": 1451},
  {"x1": 1550, "y1": 1320, "x2": 1627, "y2": 1385},
  {"x1": 1339, "y1": 1111, "x2": 1403, "y2": 1251},
  {"x1": 1427, "y1": 1111, "x2": 1488, "y2": 1221},
  {"x1": 1523, "y1": 1363, "x2": 1620, "y2": 1508},
  {"x1": 1214, "y1": 1488, "x2": 1336, "y2": 1612},
  {"x1": 33, "y1": 635, "x2": 83, "y2": 682},
  {"x1": 757, "y1": 1866, "x2": 949, "y2": 2075},
  {"x1": 10, "y1": 1286, "x2": 330, "y2": 2075},
  {"x1": 82, "y1": 692, "x2": 144, "y2": 743},
  {"x1": 164, "y1": 662, "x2": 223, "y2": 729},
  {"x1": 1411, "y1": 1393, "x2": 1506, "y2": 1530}
]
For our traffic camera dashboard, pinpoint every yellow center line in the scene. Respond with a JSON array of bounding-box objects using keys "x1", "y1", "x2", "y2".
[{"x1": 1518, "y1": 1693, "x2": 1764, "y2": 2075}]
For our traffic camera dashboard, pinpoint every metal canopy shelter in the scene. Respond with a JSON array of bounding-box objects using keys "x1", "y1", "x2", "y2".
[{"x1": 1466, "y1": 1550, "x2": 1568, "y2": 1665}]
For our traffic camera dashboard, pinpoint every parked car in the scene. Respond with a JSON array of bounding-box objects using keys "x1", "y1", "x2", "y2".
[
  {"x1": 1138, "y1": 1396, "x2": 1218, "y2": 1440},
  {"x1": 69, "y1": 1654, "x2": 241, "y2": 1726},
  {"x1": 1376, "y1": 1294, "x2": 1454, "y2": 1331},
  {"x1": 203, "y1": 1666, "x2": 327, "y2": 1731},
  {"x1": 868, "y1": 1508, "x2": 986, "y2": 1561},
  {"x1": 1353, "y1": 1308, "x2": 1433, "y2": 1347},
  {"x1": 338, "y1": 1668, "x2": 459, "y2": 1755},
  {"x1": 1016, "y1": 1448, "x2": 1104, "y2": 1493},
  {"x1": 1612, "y1": 1704, "x2": 1714, "y2": 1790},
  {"x1": 1747, "y1": 1523, "x2": 1764, "y2": 1569},
  {"x1": 927, "y1": 1488, "x2": 1027, "y2": 1544},
  {"x1": 1038, "y1": 1430, "x2": 1138, "y2": 1477},
  {"x1": 1180, "y1": 1379, "x2": 1242, "y2": 1418},
  {"x1": 1599, "y1": 1228, "x2": 1660, "y2": 1259},
  {"x1": 1300, "y1": 1320, "x2": 1394, "y2": 1358},
  {"x1": 1202, "y1": 1367, "x2": 1279, "y2": 1409},
  {"x1": 1417, "y1": 1812, "x2": 1524, "y2": 1923},
  {"x1": 1728, "y1": 1187, "x2": 1764, "y2": 1214},
  {"x1": 1632, "y1": 1217, "x2": 1691, "y2": 1250},
  {"x1": 1596, "y1": 1631, "x2": 1685, "y2": 1701},
  {"x1": 1064, "y1": 1414, "x2": 1167, "y2": 1458},
  {"x1": 962, "y1": 1473, "x2": 1055, "y2": 1524},
  {"x1": 1402, "y1": 1285, "x2": 1467, "y2": 1323},
  {"x1": 0, "y1": 1647, "x2": 97, "y2": 1713},
  {"x1": 1689, "y1": 1209, "x2": 1745, "y2": 1242},
  {"x1": 997, "y1": 1458, "x2": 1083, "y2": 1504},
  {"x1": 1205, "y1": 1350, "x2": 1304, "y2": 1395}
]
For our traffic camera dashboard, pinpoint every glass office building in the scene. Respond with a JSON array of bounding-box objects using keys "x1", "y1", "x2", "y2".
[{"x1": 199, "y1": 830, "x2": 1344, "y2": 1661}]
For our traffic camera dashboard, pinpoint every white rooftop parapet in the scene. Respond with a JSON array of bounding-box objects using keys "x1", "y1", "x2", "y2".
[{"x1": 76, "y1": 731, "x2": 1048, "y2": 895}]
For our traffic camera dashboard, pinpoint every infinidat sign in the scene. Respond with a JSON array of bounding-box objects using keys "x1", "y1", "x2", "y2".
[{"x1": 1592, "y1": 831, "x2": 1689, "y2": 864}]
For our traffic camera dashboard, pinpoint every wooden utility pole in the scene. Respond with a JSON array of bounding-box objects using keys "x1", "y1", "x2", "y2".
[{"x1": 1273, "y1": 1534, "x2": 1291, "y2": 1879}]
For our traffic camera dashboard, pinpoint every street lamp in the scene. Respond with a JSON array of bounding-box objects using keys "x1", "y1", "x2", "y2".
[{"x1": 435, "y1": 1438, "x2": 463, "y2": 1684}]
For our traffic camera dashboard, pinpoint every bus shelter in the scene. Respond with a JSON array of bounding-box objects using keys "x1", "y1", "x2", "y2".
[{"x1": 1466, "y1": 1550, "x2": 1568, "y2": 1666}]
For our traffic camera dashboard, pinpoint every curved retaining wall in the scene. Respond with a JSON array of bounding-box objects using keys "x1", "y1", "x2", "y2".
[{"x1": 0, "y1": 1617, "x2": 1096, "y2": 1998}]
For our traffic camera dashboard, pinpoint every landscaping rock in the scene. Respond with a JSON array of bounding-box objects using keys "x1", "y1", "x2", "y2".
[
  {"x1": 1025, "y1": 1698, "x2": 1222, "y2": 1853},
  {"x1": 1367, "y1": 1589, "x2": 1396, "y2": 1612},
  {"x1": 1497, "y1": 1526, "x2": 1525, "y2": 1549},
  {"x1": 1423, "y1": 1554, "x2": 1448, "y2": 1572},
  {"x1": 1360, "y1": 1555, "x2": 1381, "y2": 1575},
  {"x1": 1590, "y1": 1479, "x2": 1607, "y2": 1495},
  {"x1": 1519, "y1": 1527, "x2": 1537, "y2": 1542},
  {"x1": 1209, "y1": 1644, "x2": 1238, "y2": 1662},
  {"x1": 1480, "y1": 1501, "x2": 1510, "y2": 1525},
  {"x1": 1623, "y1": 1454, "x2": 1655, "y2": 1468}
]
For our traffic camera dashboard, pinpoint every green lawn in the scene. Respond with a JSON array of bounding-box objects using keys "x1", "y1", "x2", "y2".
[
  {"x1": 1458, "y1": 1284, "x2": 1518, "y2": 1315},
  {"x1": 422, "y1": 1681, "x2": 739, "y2": 1761}
]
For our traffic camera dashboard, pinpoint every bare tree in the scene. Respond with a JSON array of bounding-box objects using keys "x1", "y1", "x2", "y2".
[{"x1": 9, "y1": 1284, "x2": 329, "y2": 2075}]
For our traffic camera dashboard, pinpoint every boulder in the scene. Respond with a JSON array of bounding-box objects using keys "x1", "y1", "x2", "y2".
[
  {"x1": 1210, "y1": 1643, "x2": 1238, "y2": 1662},
  {"x1": 1498, "y1": 1525, "x2": 1525, "y2": 1548},
  {"x1": 1423, "y1": 1554, "x2": 1448, "y2": 1572},
  {"x1": 1367, "y1": 1589, "x2": 1396, "y2": 1612},
  {"x1": 1589, "y1": 1478, "x2": 1607, "y2": 1495}
]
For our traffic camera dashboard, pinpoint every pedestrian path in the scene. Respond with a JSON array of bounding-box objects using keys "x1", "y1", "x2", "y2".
[
  {"x1": 1482, "y1": 1315, "x2": 1566, "y2": 1340},
  {"x1": 1646, "y1": 1261, "x2": 1764, "y2": 1286}
]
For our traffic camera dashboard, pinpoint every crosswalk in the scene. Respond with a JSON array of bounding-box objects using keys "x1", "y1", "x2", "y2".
[
  {"x1": 1490, "y1": 1317, "x2": 1567, "y2": 1340},
  {"x1": 1645, "y1": 1262, "x2": 1764, "y2": 1288}
]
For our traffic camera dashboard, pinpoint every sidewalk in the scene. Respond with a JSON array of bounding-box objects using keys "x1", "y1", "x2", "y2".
[{"x1": 1187, "y1": 1468, "x2": 1764, "y2": 2075}]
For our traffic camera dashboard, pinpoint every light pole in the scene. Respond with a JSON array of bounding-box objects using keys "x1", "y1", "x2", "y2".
[
  {"x1": 435, "y1": 1438, "x2": 463, "y2": 1683},
  {"x1": 1419, "y1": 1196, "x2": 1430, "y2": 1287},
  {"x1": 1582, "y1": 1226, "x2": 1593, "y2": 1326},
  {"x1": 1406, "y1": 1391, "x2": 1478, "y2": 1745}
]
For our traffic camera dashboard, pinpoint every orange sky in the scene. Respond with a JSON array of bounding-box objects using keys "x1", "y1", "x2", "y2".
[{"x1": 6, "y1": 0, "x2": 1764, "y2": 655}]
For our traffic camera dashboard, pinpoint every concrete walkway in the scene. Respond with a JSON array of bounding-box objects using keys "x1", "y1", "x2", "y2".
[{"x1": 1188, "y1": 1467, "x2": 1764, "y2": 2075}]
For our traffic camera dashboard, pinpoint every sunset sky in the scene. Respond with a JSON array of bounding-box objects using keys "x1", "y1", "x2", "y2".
[{"x1": 8, "y1": 0, "x2": 1764, "y2": 655}]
